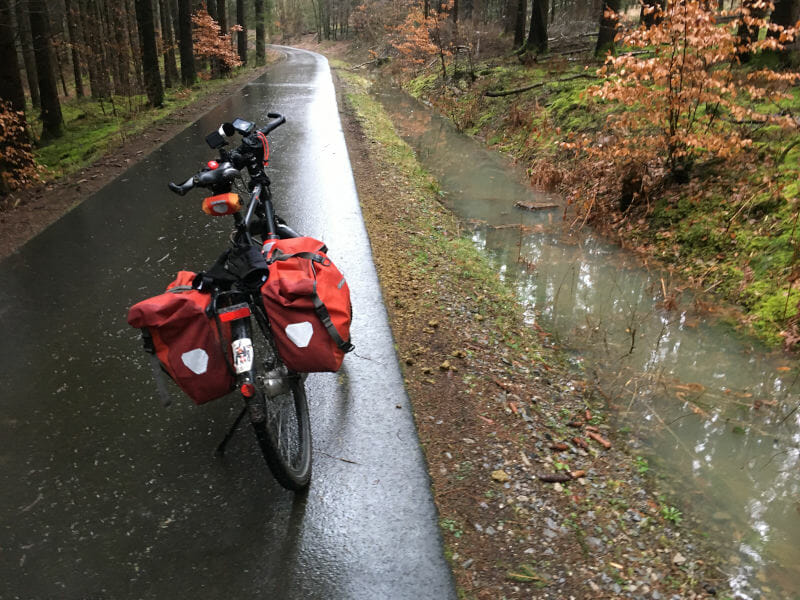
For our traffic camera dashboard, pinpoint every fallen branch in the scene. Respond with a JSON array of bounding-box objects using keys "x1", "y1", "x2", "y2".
[
  {"x1": 514, "y1": 201, "x2": 560, "y2": 211},
  {"x1": 485, "y1": 73, "x2": 597, "y2": 98}
]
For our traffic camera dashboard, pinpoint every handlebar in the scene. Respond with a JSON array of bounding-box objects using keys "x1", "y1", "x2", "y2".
[
  {"x1": 260, "y1": 113, "x2": 286, "y2": 136},
  {"x1": 168, "y1": 114, "x2": 285, "y2": 196}
]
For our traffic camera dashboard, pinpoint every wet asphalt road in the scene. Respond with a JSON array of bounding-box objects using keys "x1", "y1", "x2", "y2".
[{"x1": 0, "y1": 47, "x2": 456, "y2": 599}]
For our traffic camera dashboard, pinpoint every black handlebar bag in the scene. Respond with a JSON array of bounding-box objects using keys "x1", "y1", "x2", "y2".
[{"x1": 128, "y1": 271, "x2": 234, "y2": 404}]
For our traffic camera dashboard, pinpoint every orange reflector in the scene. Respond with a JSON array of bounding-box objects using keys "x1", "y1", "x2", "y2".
[
  {"x1": 240, "y1": 383, "x2": 256, "y2": 398},
  {"x1": 202, "y1": 193, "x2": 241, "y2": 216}
]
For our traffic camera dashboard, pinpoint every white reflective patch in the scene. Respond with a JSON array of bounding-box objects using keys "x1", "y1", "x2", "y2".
[
  {"x1": 232, "y1": 338, "x2": 254, "y2": 374},
  {"x1": 285, "y1": 322, "x2": 313, "y2": 348},
  {"x1": 181, "y1": 349, "x2": 209, "y2": 375}
]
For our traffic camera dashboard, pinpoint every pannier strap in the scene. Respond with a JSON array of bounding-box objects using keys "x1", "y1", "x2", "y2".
[
  {"x1": 267, "y1": 249, "x2": 331, "y2": 267},
  {"x1": 311, "y1": 284, "x2": 354, "y2": 353}
]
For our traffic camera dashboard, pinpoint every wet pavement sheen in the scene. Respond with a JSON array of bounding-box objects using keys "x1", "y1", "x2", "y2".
[{"x1": 0, "y1": 47, "x2": 456, "y2": 599}]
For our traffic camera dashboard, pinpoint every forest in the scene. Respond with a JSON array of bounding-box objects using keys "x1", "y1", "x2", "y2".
[{"x1": 2, "y1": 0, "x2": 800, "y2": 344}]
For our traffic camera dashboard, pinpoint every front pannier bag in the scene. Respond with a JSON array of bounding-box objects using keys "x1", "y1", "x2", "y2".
[
  {"x1": 261, "y1": 237, "x2": 354, "y2": 372},
  {"x1": 127, "y1": 271, "x2": 234, "y2": 404}
]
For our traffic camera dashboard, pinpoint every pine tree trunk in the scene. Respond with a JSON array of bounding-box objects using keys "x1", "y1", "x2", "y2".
[
  {"x1": 526, "y1": 0, "x2": 548, "y2": 53},
  {"x1": 16, "y1": 0, "x2": 41, "y2": 109},
  {"x1": 0, "y1": 0, "x2": 27, "y2": 113},
  {"x1": 80, "y1": 0, "x2": 101, "y2": 97},
  {"x1": 159, "y1": 0, "x2": 179, "y2": 87},
  {"x1": 135, "y1": 0, "x2": 164, "y2": 106},
  {"x1": 237, "y1": 0, "x2": 247, "y2": 64},
  {"x1": 125, "y1": 0, "x2": 145, "y2": 92},
  {"x1": 110, "y1": 2, "x2": 133, "y2": 96},
  {"x1": 595, "y1": 0, "x2": 620, "y2": 58},
  {"x1": 514, "y1": 0, "x2": 526, "y2": 48},
  {"x1": 29, "y1": 0, "x2": 63, "y2": 139},
  {"x1": 178, "y1": 0, "x2": 196, "y2": 85},
  {"x1": 63, "y1": 0, "x2": 84, "y2": 97},
  {"x1": 255, "y1": 0, "x2": 265, "y2": 64},
  {"x1": 217, "y1": 0, "x2": 227, "y2": 32}
]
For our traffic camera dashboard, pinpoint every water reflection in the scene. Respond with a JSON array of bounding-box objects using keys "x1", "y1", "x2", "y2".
[{"x1": 378, "y1": 88, "x2": 800, "y2": 599}]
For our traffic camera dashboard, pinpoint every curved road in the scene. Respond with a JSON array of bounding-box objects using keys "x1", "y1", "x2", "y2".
[{"x1": 0, "y1": 48, "x2": 456, "y2": 599}]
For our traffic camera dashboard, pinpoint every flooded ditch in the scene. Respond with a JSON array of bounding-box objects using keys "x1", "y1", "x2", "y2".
[{"x1": 375, "y1": 87, "x2": 800, "y2": 599}]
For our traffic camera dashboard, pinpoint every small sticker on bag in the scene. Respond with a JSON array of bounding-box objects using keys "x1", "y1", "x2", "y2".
[{"x1": 232, "y1": 338, "x2": 254, "y2": 374}]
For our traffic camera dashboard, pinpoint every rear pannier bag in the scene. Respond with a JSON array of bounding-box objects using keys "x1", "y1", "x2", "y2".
[
  {"x1": 127, "y1": 271, "x2": 234, "y2": 404},
  {"x1": 261, "y1": 237, "x2": 354, "y2": 372}
]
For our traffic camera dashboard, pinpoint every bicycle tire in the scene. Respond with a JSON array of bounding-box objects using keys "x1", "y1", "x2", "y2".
[{"x1": 250, "y1": 321, "x2": 312, "y2": 490}]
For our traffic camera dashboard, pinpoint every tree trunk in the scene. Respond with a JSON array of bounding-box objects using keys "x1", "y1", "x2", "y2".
[
  {"x1": 177, "y1": 0, "x2": 195, "y2": 84},
  {"x1": 111, "y1": 1, "x2": 134, "y2": 96},
  {"x1": 514, "y1": 0, "x2": 526, "y2": 48},
  {"x1": 16, "y1": 0, "x2": 40, "y2": 109},
  {"x1": 126, "y1": 0, "x2": 145, "y2": 92},
  {"x1": 159, "y1": 0, "x2": 179, "y2": 87},
  {"x1": 526, "y1": 0, "x2": 548, "y2": 53},
  {"x1": 54, "y1": 38, "x2": 70, "y2": 97},
  {"x1": 0, "y1": 0, "x2": 27, "y2": 113},
  {"x1": 135, "y1": 0, "x2": 164, "y2": 106},
  {"x1": 217, "y1": 0, "x2": 227, "y2": 32},
  {"x1": 29, "y1": 0, "x2": 63, "y2": 139},
  {"x1": 595, "y1": 0, "x2": 620, "y2": 58},
  {"x1": 63, "y1": 0, "x2": 84, "y2": 97},
  {"x1": 452, "y1": 0, "x2": 459, "y2": 22},
  {"x1": 639, "y1": 0, "x2": 661, "y2": 27},
  {"x1": 255, "y1": 0, "x2": 265, "y2": 64},
  {"x1": 81, "y1": 0, "x2": 110, "y2": 98},
  {"x1": 737, "y1": 0, "x2": 765, "y2": 61},
  {"x1": 237, "y1": 0, "x2": 247, "y2": 64},
  {"x1": 767, "y1": 0, "x2": 799, "y2": 38}
]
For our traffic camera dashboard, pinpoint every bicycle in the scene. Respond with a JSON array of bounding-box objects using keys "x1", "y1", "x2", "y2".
[{"x1": 162, "y1": 113, "x2": 313, "y2": 491}]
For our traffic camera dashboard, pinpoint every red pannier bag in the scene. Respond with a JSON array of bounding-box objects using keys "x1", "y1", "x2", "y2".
[
  {"x1": 261, "y1": 237, "x2": 354, "y2": 372},
  {"x1": 127, "y1": 271, "x2": 234, "y2": 404}
]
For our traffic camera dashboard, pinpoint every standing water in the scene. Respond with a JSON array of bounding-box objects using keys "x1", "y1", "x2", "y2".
[{"x1": 377, "y1": 88, "x2": 800, "y2": 599}]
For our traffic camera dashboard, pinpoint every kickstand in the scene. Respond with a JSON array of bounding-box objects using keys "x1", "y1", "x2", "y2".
[{"x1": 216, "y1": 406, "x2": 248, "y2": 456}]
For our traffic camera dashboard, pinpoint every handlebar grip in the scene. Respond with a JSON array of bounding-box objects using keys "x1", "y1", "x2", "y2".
[
  {"x1": 168, "y1": 176, "x2": 194, "y2": 196},
  {"x1": 259, "y1": 114, "x2": 286, "y2": 136}
]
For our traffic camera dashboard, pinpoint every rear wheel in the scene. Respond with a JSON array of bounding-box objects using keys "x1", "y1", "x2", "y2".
[
  {"x1": 250, "y1": 310, "x2": 311, "y2": 491},
  {"x1": 251, "y1": 377, "x2": 311, "y2": 490}
]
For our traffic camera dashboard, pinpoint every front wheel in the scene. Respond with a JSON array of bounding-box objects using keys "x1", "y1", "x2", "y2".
[{"x1": 251, "y1": 374, "x2": 311, "y2": 490}]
